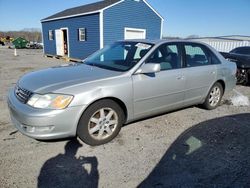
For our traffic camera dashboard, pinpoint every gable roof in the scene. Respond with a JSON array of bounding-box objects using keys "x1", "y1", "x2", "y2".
[
  {"x1": 41, "y1": 0, "x2": 121, "y2": 22},
  {"x1": 41, "y1": 0, "x2": 164, "y2": 22}
]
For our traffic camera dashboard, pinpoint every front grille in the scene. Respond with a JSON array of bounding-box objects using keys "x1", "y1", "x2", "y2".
[{"x1": 15, "y1": 85, "x2": 33, "y2": 104}]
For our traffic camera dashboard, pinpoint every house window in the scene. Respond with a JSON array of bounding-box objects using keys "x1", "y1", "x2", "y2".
[
  {"x1": 79, "y1": 28, "x2": 86, "y2": 41},
  {"x1": 49, "y1": 30, "x2": 53, "y2": 40}
]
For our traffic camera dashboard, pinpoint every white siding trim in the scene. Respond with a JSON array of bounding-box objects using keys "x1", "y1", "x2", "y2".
[
  {"x1": 99, "y1": 11, "x2": 104, "y2": 49},
  {"x1": 41, "y1": 10, "x2": 100, "y2": 22},
  {"x1": 143, "y1": 0, "x2": 164, "y2": 21},
  {"x1": 160, "y1": 19, "x2": 163, "y2": 39}
]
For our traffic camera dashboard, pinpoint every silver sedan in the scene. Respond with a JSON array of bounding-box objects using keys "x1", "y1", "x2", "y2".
[{"x1": 7, "y1": 40, "x2": 236, "y2": 145}]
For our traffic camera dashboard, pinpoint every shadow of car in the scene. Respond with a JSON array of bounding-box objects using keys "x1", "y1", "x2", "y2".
[{"x1": 139, "y1": 113, "x2": 250, "y2": 187}]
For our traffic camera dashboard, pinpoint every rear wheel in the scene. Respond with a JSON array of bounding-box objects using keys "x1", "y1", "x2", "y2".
[
  {"x1": 203, "y1": 82, "x2": 223, "y2": 110},
  {"x1": 77, "y1": 99, "x2": 125, "y2": 146}
]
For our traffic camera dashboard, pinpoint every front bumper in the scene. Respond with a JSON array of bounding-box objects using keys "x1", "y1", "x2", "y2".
[{"x1": 7, "y1": 88, "x2": 86, "y2": 140}]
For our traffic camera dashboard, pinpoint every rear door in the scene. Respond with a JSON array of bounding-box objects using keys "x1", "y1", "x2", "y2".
[{"x1": 182, "y1": 43, "x2": 217, "y2": 105}]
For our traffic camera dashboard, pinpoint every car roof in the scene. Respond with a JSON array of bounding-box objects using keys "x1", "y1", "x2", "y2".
[
  {"x1": 120, "y1": 39, "x2": 227, "y2": 63},
  {"x1": 121, "y1": 39, "x2": 210, "y2": 46}
]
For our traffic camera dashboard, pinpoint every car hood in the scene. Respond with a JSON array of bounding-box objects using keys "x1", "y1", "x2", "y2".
[{"x1": 18, "y1": 63, "x2": 123, "y2": 93}]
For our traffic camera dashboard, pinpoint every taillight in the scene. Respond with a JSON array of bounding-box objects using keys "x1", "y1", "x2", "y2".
[{"x1": 231, "y1": 62, "x2": 237, "y2": 77}]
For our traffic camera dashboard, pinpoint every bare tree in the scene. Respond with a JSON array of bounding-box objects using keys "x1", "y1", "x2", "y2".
[{"x1": 0, "y1": 28, "x2": 42, "y2": 42}]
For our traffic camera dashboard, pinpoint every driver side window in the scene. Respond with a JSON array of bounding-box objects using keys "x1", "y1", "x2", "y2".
[{"x1": 146, "y1": 44, "x2": 181, "y2": 71}]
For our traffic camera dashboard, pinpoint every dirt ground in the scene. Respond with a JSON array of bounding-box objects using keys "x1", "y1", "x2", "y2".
[{"x1": 0, "y1": 47, "x2": 249, "y2": 188}]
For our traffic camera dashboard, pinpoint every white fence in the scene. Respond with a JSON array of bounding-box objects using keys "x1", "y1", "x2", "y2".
[{"x1": 194, "y1": 40, "x2": 250, "y2": 52}]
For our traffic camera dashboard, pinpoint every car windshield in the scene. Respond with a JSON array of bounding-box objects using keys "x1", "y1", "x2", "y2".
[{"x1": 84, "y1": 41, "x2": 153, "y2": 72}]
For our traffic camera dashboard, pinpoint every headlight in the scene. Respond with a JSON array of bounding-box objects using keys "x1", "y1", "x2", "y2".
[{"x1": 27, "y1": 93, "x2": 73, "y2": 109}]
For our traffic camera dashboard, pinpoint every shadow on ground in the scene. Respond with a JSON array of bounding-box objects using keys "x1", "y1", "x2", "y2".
[
  {"x1": 38, "y1": 138, "x2": 99, "y2": 188},
  {"x1": 139, "y1": 113, "x2": 250, "y2": 188}
]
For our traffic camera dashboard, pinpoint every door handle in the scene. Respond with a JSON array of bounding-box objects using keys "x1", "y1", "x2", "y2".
[{"x1": 211, "y1": 71, "x2": 216, "y2": 74}]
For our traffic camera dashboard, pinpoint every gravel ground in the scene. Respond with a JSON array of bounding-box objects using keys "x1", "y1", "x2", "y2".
[{"x1": 0, "y1": 47, "x2": 249, "y2": 188}]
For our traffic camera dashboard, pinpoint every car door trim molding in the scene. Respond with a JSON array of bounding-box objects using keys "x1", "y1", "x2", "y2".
[{"x1": 134, "y1": 89, "x2": 186, "y2": 102}]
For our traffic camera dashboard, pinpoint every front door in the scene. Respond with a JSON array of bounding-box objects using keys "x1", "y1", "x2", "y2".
[{"x1": 132, "y1": 43, "x2": 186, "y2": 118}]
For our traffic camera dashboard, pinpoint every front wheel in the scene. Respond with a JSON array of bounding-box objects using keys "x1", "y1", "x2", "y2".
[
  {"x1": 203, "y1": 82, "x2": 223, "y2": 110},
  {"x1": 77, "y1": 99, "x2": 125, "y2": 146}
]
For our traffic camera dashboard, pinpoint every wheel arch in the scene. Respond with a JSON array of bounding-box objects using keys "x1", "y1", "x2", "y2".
[
  {"x1": 216, "y1": 79, "x2": 225, "y2": 94},
  {"x1": 78, "y1": 97, "x2": 128, "y2": 125}
]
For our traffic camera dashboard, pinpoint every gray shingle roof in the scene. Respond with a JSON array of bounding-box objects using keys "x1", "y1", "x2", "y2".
[{"x1": 42, "y1": 0, "x2": 121, "y2": 22}]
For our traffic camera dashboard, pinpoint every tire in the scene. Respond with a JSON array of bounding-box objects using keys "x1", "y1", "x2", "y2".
[
  {"x1": 77, "y1": 99, "x2": 125, "y2": 146},
  {"x1": 246, "y1": 70, "x2": 250, "y2": 85},
  {"x1": 203, "y1": 82, "x2": 223, "y2": 110}
]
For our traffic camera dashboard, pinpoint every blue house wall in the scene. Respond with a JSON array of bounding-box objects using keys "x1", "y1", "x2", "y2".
[
  {"x1": 41, "y1": 0, "x2": 163, "y2": 59},
  {"x1": 42, "y1": 13, "x2": 100, "y2": 59},
  {"x1": 103, "y1": 0, "x2": 162, "y2": 46}
]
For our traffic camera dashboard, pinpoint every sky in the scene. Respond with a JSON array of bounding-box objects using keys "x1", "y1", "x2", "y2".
[{"x1": 0, "y1": 0, "x2": 250, "y2": 37}]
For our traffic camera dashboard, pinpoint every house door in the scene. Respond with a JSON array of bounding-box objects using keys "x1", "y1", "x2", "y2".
[
  {"x1": 62, "y1": 29, "x2": 68, "y2": 56},
  {"x1": 124, "y1": 28, "x2": 146, "y2": 40},
  {"x1": 55, "y1": 29, "x2": 64, "y2": 56}
]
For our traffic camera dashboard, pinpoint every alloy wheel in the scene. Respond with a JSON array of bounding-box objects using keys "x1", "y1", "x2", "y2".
[
  {"x1": 88, "y1": 108, "x2": 118, "y2": 140},
  {"x1": 208, "y1": 86, "x2": 221, "y2": 107}
]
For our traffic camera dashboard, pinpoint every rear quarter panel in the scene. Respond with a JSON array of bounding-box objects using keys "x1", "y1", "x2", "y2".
[
  {"x1": 220, "y1": 60, "x2": 237, "y2": 93},
  {"x1": 205, "y1": 43, "x2": 237, "y2": 94}
]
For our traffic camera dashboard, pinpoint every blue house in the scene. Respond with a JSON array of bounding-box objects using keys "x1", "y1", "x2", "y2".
[{"x1": 41, "y1": 0, "x2": 164, "y2": 60}]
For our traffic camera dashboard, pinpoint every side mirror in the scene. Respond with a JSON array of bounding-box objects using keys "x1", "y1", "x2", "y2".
[{"x1": 135, "y1": 63, "x2": 161, "y2": 74}]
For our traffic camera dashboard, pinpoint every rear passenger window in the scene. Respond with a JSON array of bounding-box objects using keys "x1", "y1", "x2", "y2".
[
  {"x1": 146, "y1": 44, "x2": 181, "y2": 70},
  {"x1": 185, "y1": 44, "x2": 210, "y2": 67}
]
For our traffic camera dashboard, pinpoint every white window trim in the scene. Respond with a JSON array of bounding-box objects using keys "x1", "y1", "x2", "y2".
[
  {"x1": 79, "y1": 28, "x2": 86, "y2": 41},
  {"x1": 124, "y1": 27, "x2": 146, "y2": 40},
  {"x1": 49, "y1": 30, "x2": 53, "y2": 40}
]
